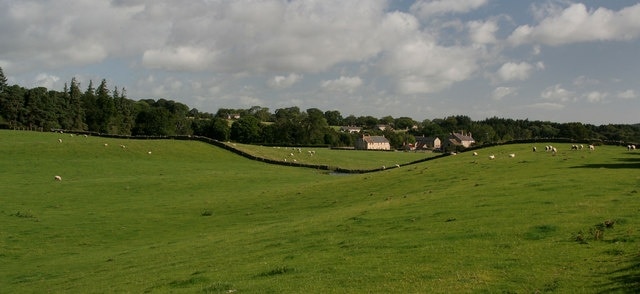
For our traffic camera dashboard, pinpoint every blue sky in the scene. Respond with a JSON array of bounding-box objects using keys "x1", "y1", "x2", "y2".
[{"x1": 1, "y1": 0, "x2": 639, "y2": 124}]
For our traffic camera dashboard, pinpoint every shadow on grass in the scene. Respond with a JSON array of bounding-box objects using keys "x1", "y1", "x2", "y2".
[
  {"x1": 570, "y1": 157, "x2": 640, "y2": 169},
  {"x1": 598, "y1": 254, "x2": 640, "y2": 293}
]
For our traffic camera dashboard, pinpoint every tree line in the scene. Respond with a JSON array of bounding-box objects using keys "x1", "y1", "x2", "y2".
[{"x1": 1, "y1": 67, "x2": 639, "y2": 148}]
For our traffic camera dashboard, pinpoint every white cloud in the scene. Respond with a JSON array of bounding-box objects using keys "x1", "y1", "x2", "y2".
[
  {"x1": 526, "y1": 102, "x2": 565, "y2": 110},
  {"x1": 468, "y1": 20, "x2": 498, "y2": 44},
  {"x1": 142, "y1": 46, "x2": 217, "y2": 71},
  {"x1": 584, "y1": 91, "x2": 608, "y2": 103},
  {"x1": 572, "y1": 75, "x2": 599, "y2": 87},
  {"x1": 411, "y1": 0, "x2": 488, "y2": 18},
  {"x1": 497, "y1": 62, "x2": 534, "y2": 81},
  {"x1": 267, "y1": 73, "x2": 302, "y2": 89},
  {"x1": 34, "y1": 73, "x2": 60, "y2": 89},
  {"x1": 617, "y1": 89, "x2": 637, "y2": 99},
  {"x1": 541, "y1": 84, "x2": 575, "y2": 102},
  {"x1": 380, "y1": 38, "x2": 478, "y2": 94},
  {"x1": 321, "y1": 76, "x2": 363, "y2": 93},
  {"x1": 508, "y1": 3, "x2": 640, "y2": 46},
  {"x1": 491, "y1": 86, "x2": 517, "y2": 100}
]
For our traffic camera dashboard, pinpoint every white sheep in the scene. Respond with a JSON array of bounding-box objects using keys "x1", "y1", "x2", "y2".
[
  {"x1": 589, "y1": 145, "x2": 595, "y2": 150},
  {"x1": 532, "y1": 146, "x2": 537, "y2": 152},
  {"x1": 489, "y1": 155, "x2": 495, "y2": 160},
  {"x1": 509, "y1": 153, "x2": 515, "y2": 158},
  {"x1": 148, "y1": 151, "x2": 152, "y2": 154},
  {"x1": 472, "y1": 152, "x2": 478, "y2": 156},
  {"x1": 104, "y1": 143, "x2": 108, "y2": 147},
  {"x1": 54, "y1": 175, "x2": 62, "y2": 181},
  {"x1": 58, "y1": 138, "x2": 63, "y2": 143}
]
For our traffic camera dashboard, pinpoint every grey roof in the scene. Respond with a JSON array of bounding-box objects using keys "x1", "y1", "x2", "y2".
[{"x1": 362, "y1": 135, "x2": 389, "y2": 144}]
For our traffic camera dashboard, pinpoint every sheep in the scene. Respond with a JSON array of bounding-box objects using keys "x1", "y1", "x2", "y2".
[
  {"x1": 509, "y1": 153, "x2": 515, "y2": 158},
  {"x1": 472, "y1": 152, "x2": 478, "y2": 156},
  {"x1": 58, "y1": 138, "x2": 63, "y2": 143},
  {"x1": 54, "y1": 175, "x2": 62, "y2": 181},
  {"x1": 589, "y1": 144, "x2": 595, "y2": 150},
  {"x1": 532, "y1": 146, "x2": 537, "y2": 152},
  {"x1": 120, "y1": 145, "x2": 126, "y2": 148},
  {"x1": 489, "y1": 155, "x2": 495, "y2": 160},
  {"x1": 571, "y1": 144, "x2": 578, "y2": 150},
  {"x1": 148, "y1": 151, "x2": 152, "y2": 154},
  {"x1": 290, "y1": 153, "x2": 294, "y2": 156},
  {"x1": 551, "y1": 147, "x2": 557, "y2": 155},
  {"x1": 104, "y1": 143, "x2": 108, "y2": 147},
  {"x1": 395, "y1": 164, "x2": 400, "y2": 168}
]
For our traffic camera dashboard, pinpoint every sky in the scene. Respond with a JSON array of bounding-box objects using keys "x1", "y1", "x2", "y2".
[{"x1": 1, "y1": 0, "x2": 639, "y2": 125}]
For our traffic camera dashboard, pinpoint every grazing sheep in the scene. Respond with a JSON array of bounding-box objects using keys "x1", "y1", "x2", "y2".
[
  {"x1": 290, "y1": 153, "x2": 294, "y2": 156},
  {"x1": 532, "y1": 146, "x2": 537, "y2": 152},
  {"x1": 571, "y1": 145, "x2": 578, "y2": 150},
  {"x1": 472, "y1": 152, "x2": 478, "y2": 156},
  {"x1": 589, "y1": 145, "x2": 595, "y2": 150},
  {"x1": 509, "y1": 153, "x2": 515, "y2": 158},
  {"x1": 54, "y1": 175, "x2": 62, "y2": 181},
  {"x1": 395, "y1": 164, "x2": 400, "y2": 168},
  {"x1": 382, "y1": 165, "x2": 386, "y2": 170},
  {"x1": 148, "y1": 151, "x2": 152, "y2": 154},
  {"x1": 120, "y1": 145, "x2": 126, "y2": 148},
  {"x1": 83, "y1": 134, "x2": 88, "y2": 138},
  {"x1": 58, "y1": 138, "x2": 63, "y2": 143},
  {"x1": 579, "y1": 144, "x2": 584, "y2": 149},
  {"x1": 489, "y1": 155, "x2": 495, "y2": 160},
  {"x1": 552, "y1": 147, "x2": 557, "y2": 155},
  {"x1": 104, "y1": 143, "x2": 108, "y2": 147}
]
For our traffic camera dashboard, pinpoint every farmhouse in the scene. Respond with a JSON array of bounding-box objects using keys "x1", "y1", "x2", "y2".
[
  {"x1": 376, "y1": 124, "x2": 392, "y2": 131},
  {"x1": 340, "y1": 126, "x2": 362, "y2": 133},
  {"x1": 355, "y1": 135, "x2": 391, "y2": 150},
  {"x1": 446, "y1": 131, "x2": 475, "y2": 149},
  {"x1": 414, "y1": 136, "x2": 441, "y2": 150}
]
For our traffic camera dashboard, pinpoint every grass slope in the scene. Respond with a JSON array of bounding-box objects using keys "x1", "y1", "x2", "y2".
[
  {"x1": 224, "y1": 142, "x2": 437, "y2": 170},
  {"x1": 1, "y1": 130, "x2": 639, "y2": 293}
]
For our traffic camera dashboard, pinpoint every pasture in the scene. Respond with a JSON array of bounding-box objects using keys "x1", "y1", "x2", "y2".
[
  {"x1": 1, "y1": 130, "x2": 639, "y2": 293},
  {"x1": 223, "y1": 142, "x2": 436, "y2": 171}
]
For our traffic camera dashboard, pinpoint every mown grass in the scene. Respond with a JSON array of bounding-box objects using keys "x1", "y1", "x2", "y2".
[
  {"x1": 225, "y1": 142, "x2": 437, "y2": 170},
  {"x1": 1, "y1": 130, "x2": 639, "y2": 293}
]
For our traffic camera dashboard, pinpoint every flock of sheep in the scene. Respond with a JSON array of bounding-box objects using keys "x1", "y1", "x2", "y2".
[
  {"x1": 52, "y1": 133, "x2": 636, "y2": 181},
  {"x1": 53, "y1": 132, "x2": 152, "y2": 182},
  {"x1": 471, "y1": 143, "x2": 602, "y2": 161},
  {"x1": 277, "y1": 147, "x2": 317, "y2": 163}
]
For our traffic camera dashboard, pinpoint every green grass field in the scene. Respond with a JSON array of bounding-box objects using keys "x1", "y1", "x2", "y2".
[
  {"x1": 223, "y1": 142, "x2": 437, "y2": 171},
  {"x1": 1, "y1": 130, "x2": 639, "y2": 293}
]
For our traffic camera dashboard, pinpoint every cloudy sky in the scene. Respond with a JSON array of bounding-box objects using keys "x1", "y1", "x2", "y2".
[{"x1": 1, "y1": 0, "x2": 639, "y2": 125}]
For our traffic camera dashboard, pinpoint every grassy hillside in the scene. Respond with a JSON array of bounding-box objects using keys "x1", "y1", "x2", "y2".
[
  {"x1": 224, "y1": 142, "x2": 437, "y2": 170},
  {"x1": 1, "y1": 130, "x2": 639, "y2": 293}
]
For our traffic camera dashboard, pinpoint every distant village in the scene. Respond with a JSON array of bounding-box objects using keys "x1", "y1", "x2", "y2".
[{"x1": 341, "y1": 125, "x2": 475, "y2": 151}]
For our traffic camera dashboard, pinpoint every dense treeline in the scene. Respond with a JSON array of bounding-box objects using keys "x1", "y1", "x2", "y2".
[{"x1": 1, "y1": 67, "x2": 639, "y2": 148}]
